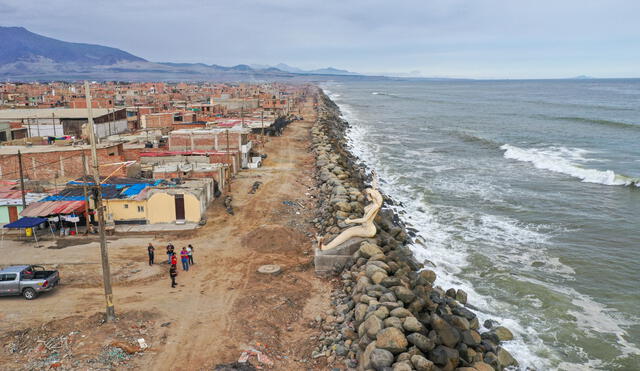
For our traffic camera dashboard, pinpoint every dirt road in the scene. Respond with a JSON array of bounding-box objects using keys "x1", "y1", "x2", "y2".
[{"x1": 0, "y1": 100, "x2": 332, "y2": 370}]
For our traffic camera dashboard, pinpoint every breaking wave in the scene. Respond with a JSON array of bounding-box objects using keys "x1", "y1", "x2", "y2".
[{"x1": 501, "y1": 144, "x2": 639, "y2": 187}]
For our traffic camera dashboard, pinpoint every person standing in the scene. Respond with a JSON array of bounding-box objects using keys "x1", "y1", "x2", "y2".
[
  {"x1": 171, "y1": 252, "x2": 178, "y2": 266},
  {"x1": 187, "y1": 244, "x2": 194, "y2": 265},
  {"x1": 180, "y1": 247, "x2": 189, "y2": 271},
  {"x1": 147, "y1": 243, "x2": 155, "y2": 265},
  {"x1": 169, "y1": 264, "x2": 178, "y2": 288},
  {"x1": 166, "y1": 244, "x2": 172, "y2": 264}
]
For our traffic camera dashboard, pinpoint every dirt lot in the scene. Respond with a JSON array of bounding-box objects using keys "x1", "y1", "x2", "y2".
[{"x1": 0, "y1": 100, "x2": 334, "y2": 370}]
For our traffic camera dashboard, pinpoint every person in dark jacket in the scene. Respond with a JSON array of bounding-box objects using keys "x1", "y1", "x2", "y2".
[
  {"x1": 166, "y1": 243, "x2": 175, "y2": 264},
  {"x1": 169, "y1": 264, "x2": 178, "y2": 288},
  {"x1": 147, "y1": 243, "x2": 155, "y2": 265}
]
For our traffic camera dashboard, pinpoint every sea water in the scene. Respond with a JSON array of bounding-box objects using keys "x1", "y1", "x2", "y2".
[{"x1": 322, "y1": 79, "x2": 640, "y2": 370}]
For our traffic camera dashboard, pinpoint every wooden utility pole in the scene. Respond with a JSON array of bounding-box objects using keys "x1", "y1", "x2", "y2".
[
  {"x1": 81, "y1": 152, "x2": 91, "y2": 234},
  {"x1": 84, "y1": 81, "x2": 116, "y2": 322},
  {"x1": 226, "y1": 129, "x2": 231, "y2": 192},
  {"x1": 17, "y1": 150, "x2": 26, "y2": 209},
  {"x1": 260, "y1": 110, "x2": 265, "y2": 150},
  {"x1": 35, "y1": 116, "x2": 41, "y2": 137}
]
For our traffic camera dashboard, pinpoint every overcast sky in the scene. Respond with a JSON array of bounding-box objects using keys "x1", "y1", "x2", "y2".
[{"x1": 1, "y1": 0, "x2": 639, "y2": 78}]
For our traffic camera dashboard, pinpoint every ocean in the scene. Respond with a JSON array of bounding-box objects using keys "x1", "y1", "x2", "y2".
[{"x1": 321, "y1": 79, "x2": 640, "y2": 370}]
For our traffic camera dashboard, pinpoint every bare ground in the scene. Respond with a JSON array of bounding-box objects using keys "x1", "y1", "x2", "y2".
[{"x1": 0, "y1": 101, "x2": 334, "y2": 370}]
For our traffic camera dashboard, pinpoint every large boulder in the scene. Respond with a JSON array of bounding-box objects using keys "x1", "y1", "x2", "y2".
[
  {"x1": 390, "y1": 307, "x2": 413, "y2": 318},
  {"x1": 496, "y1": 347, "x2": 518, "y2": 369},
  {"x1": 376, "y1": 327, "x2": 409, "y2": 354},
  {"x1": 403, "y1": 316, "x2": 424, "y2": 333},
  {"x1": 461, "y1": 330, "x2": 482, "y2": 347},
  {"x1": 392, "y1": 286, "x2": 416, "y2": 304},
  {"x1": 381, "y1": 276, "x2": 403, "y2": 288},
  {"x1": 360, "y1": 341, "x2": 377, "y2": 370},
  {"x1": 354, "y1": 303, "x2": 368, "y2": 324},
  {"x1": 418, "y1": 269, "x2": 437, "y2": 284},
  {"x1": 431, "y1": 313, "x2": 461, "y2": 348},
  {"x1": 482, "y1": 326, "x2": 514, "y2": 343},
  {"x1": 411, "y1": 355, "x2": 435, "y2": 371},
  {"x1": 362, "y1": 314, "x2": 384, "y2": 339},
  {"x1": 406, "y1": 332, "x2": 435, "y2": 353},
  {"x1": 455, "y1": 289, "x2": 468, "y2": 304},
  {"x1": 392, "y1": 362, "x2": 412, "y2": 371},
  {"x1": 450, "y1": 315, "x2": 470, "y2": 331},
  {"x1": 371, "y1": 271, "x2": 388, "y2": 285},
  {"x1": 471, "y1": 361, "x2": 495, "y2": 371},
  {"x1": 384, "y1": 316, "x2": 404, "y2": 330},
  {"x1": 366, "y1": 264, "x2": 387, "y2": 279},
  {"x1": 359, "y1": 242, "x2": 383, "y2": 258},
  {"x1": 334, "y1": 201, "x2": 351, "y2": 212},
  {"x1": 370, "y1": 348, "x2": 395, "y2": 370},
  {"x1": 429, "y1": 345, "x2": 460, "y2": 369}
]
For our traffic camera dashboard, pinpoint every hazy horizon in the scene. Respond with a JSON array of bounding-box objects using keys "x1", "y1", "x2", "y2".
[{"x1": 1, "y1": 0, "x2": 639, "y2": 79}]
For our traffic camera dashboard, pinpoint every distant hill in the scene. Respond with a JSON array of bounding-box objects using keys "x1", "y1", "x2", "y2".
[
  {"x1": 0, "y1": 26, "x2": 146, "y2": 66},
  {"x1": 253, "y1": 63, "x2": 359, "y2": 76},
  {"x1": 0, "y1": 26, "x2": 364, "y2": 81}
]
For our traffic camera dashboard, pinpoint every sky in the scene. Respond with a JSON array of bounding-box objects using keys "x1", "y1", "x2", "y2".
[{"x1": 1, "y1": 0, "x2": 639, "y2": 79}]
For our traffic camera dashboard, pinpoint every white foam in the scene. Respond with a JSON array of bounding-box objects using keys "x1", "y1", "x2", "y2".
[{"x1": 501, "y1": 144, "x2": 639, "y2": 187}]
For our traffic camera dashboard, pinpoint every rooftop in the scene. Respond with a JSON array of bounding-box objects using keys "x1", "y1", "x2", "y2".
[
  {"x1": 0, "y1": 143, "x2": 121, "y2": 155},
  {"x1": 0, "y1": 108, "x2": 120, "y2": 120}
]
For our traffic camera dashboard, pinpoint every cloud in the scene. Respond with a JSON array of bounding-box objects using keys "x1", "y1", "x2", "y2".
[{"x1": 0, "y1": 0, "x2": 639, "y2": 78}]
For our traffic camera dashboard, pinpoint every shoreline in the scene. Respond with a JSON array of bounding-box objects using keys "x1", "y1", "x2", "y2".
[{"x1": 311, "y1": 89, "x2": 520, "y2": 370}]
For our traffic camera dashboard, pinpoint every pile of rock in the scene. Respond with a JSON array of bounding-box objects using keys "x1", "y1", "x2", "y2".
[
  {"x1": 311, "y1": 91, "x2": 520, "y2": 371},
  {"x1": 325, "y1": 242, "x2": 519, "y2": 370},
  {"x1": 311, "y1": 105, "x2": 367, "y2": 244}
]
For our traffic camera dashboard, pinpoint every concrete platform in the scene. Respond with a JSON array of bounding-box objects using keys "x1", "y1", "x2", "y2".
[{"x1": 314, "y1": 237, "x2": 376, "y2": 275}]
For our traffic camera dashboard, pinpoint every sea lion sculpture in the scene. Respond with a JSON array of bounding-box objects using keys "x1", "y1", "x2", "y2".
[{"x1": 317, "y1": 178, "x2": 383, "y2": 251}]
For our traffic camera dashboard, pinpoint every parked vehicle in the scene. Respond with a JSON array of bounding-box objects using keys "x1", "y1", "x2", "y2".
[{"x1": 0, "y1": 265, "x2": 60, "y2": 300}]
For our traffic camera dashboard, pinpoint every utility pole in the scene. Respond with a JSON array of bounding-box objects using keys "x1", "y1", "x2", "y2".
[
  {"x1": 226, "y1": 129, "x2": 231, "y2": 192},
  {"x1": 260, "y1": 110, "x2": 265, "y2": 150},
  {"x1": 52, "y1": 112, "x2": 56, "y2": 137},
  {"x1": 84, "y1": 81, "x2": 115, "y2": 322},
  {"x1": 241, "y1": 99, "x2": 244, "y2": 126},
  {"x1": 81, "y1": 152, "x2": 91, "y2": 234},
  {"x1": 17, "y1": 150, "x2": 26, "y2": 209}
]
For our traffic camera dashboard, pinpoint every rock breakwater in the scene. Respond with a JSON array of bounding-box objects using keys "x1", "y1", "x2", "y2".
[{"x1": 310, "y1": 90, "x2": 520, "y2": 371}]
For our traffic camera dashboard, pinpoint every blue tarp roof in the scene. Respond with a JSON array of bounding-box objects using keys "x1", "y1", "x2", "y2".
[{"x1": 4, "y1": 217, "x2": 47, "y2": 229}]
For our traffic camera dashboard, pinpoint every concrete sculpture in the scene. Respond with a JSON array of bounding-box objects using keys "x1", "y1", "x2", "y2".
[{"x1": 317, "y1": 182, "x2": 383, "y2": 251}]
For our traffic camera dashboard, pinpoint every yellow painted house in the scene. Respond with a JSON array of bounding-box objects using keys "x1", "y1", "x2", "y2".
[{"x1": 105, "y1": 179, "x2": 213, "y2": 225}]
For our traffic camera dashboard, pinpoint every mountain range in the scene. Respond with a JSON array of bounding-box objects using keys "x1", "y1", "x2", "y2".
[{"x1": 0, "y1": 26, "x2": 361, "y2": 81}]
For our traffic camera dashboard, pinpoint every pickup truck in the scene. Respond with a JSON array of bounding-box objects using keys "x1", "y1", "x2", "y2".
[{"x1": 0, "y1": 265, "x2": 60, "y2": 300}]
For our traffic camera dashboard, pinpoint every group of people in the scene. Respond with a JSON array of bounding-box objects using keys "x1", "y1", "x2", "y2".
[{"x1": 146, "y1": 242, "x2": 195, "y2": 288}]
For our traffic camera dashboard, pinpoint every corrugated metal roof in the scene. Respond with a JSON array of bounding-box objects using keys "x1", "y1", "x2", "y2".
[
  {"x1": 0, "y1": 108, "x2": 114, "y2": 120},
  {"x1": 20, "y1": 200, "x2": 86, "y2": 217}
]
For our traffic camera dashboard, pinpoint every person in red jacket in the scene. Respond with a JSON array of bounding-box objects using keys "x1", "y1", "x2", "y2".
[{"x1": 171, "y1": 253, "x2": 177, "y2": 266}]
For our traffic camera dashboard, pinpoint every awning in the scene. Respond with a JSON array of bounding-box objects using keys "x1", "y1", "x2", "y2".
[
  {"x1": 20, "y1": 201, "x2": 86, "y2": 217},
  {"x1": 4, "y1": 217, "x2": 47, "y2": 229}
]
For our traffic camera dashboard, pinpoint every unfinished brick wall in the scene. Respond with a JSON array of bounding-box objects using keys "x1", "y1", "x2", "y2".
[
  {"x1": 0, "y1": 144, "x2": 126, "y2": 181},
  {"x1": 144, "y1": 113, "x2": 174, "y2": 128},
  {"x1": 123, "y1": 147, "x2": 143, "y2": 162}
]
